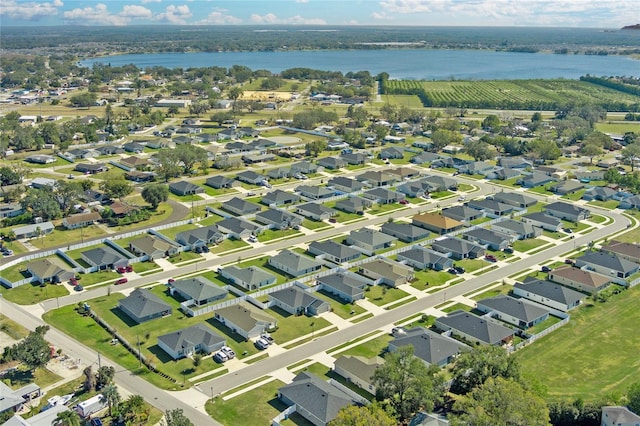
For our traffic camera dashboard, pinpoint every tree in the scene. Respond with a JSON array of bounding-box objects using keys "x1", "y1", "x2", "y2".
[
  {"x1": 450, "y1": 346, "x2": 520, "y2": 395},
  {"x1": 100, "y1": 179, "x2": 133, "y2": 201},
  {"x1": 0, "y1": 166, "x2": 21, "y2": 186},
  {"x1": 628, "y1": 382, "x2": 640, "y2": 415},
  {"x1": 12, "y1": 325, "x2": 51, "y2": 371},
  {"x1": 155, "y1": 149, "x2": 182, "y2": 181},
  {"x1": 431, "y1": 129, "x2": 462, "y2": 152},
  {"x1": 83, "y1": 366, "x2": 96, "y2": 392},
  {"x1": 372, "y1": 345, "x2": 445, "y2": 421},
  {"x1": 622, "y1": 143, "x2": 640, "y2": 172},
  {"x1": 580, "y1": 143, "x2": 602, "y2": 164},
  {"x1": 380, "y1": 103, "x2": 398, "y2": 122},
  {"x1": 193, "y1": 354, "x2": 202, "y2": 368},
  {"x1": 142, "y1": 184, "x2": 169, "y2": 209},
  {"x1": 464, "y1": 139, "x2": 496, "y2": 161},
  {"x1": 54, "y1": 181, "x2": 82, "y2": 214},
  {"x1": 329, "y1": 402, "x2": 396, "y2": 426},
  {"x1": 305, "y1": 139, "x2": 327, "y2": 157},
  {"x1": 163, "y1": 408, "x2": 194, "y2": 426},
  {"x1": 96, "y1": 365, "x2": 115, "y2": 389},
  {"x1": 450, "y1": 377, "x2": 550, "y2": 426},
  {"x1": 101, "y1": 383, "x2": 121, "y2": 417},
  {"x1": 175, "y1": 144, "x2": 208, "y2": 175},
  {"x1": 121, "y1": 394, "x2": 147, "y2": 424},
  {"x1": 228, "y1": 86, "x2": 244, "y2": 116},
  {"x1": 69, "y1": 92, "x2": 97, "y2": 108},
  {"x1": 55, "y1": 409, "x2": 81, "y2": 426},
  {"x1": 210, "y1": 111, "x2": 233, "y2": 126},
  {"x1": 529, "y1": 138, "x2": 562, "y2": 162},
  {"x1": 482, "y1": 114, "x2": 500, "y2": 131}
]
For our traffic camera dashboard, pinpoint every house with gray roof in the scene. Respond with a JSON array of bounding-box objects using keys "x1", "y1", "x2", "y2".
[
  {"x1": 575, "y1": 251, "x2": 639, "y2": 282},
  {"x1": 486, "y1": 166, "x2": 522, "y2": 181},
  {"x1": 296, "y1": 185, "x2": 335, "y2": 200},
  {"x1": 236, "y1": 170, "x2": 266, "y2": 185},
  {"x1": 316, "y1": 272, "x2": 368, "y2": 303},
  {"x1": 63, "y1": 212, "x2": 102, "y2": 230},
  {"x1": 0, "y1": 203, "x2": 24, "y2": 219},
  {"x1": 601, "y1": 240, "x2": 640, "y2": 264},
  {"x1": 242, "y1": 153, "x2": 276, "y2": 164},
  {"x1": 214, "y1": 302, "x2": 276, "y2": 339},
  {"x1": 81, "y1": 245, "x2": 128, "y2": 270},
  {"x1": 169, "y1": 276, "x2": 227, "y2": 306},
  {"x1": 27, "y1": 258, "x2": 75, "y2": 284},
  {"x1": 296, "y1": 203, "x2": 337, "y2": 221},
  {"x1": 118, "y1": 288, "x2": 172, "y2": 324},
  {"x1": 205, "y1": 175, "x2": 238, "y2": 189},
  {"x1": 441, "y1": 205, "x2": 484, "y2": 222},
  {"x1": 0, "y1": 381, "x2": 40, "y2": 416},
  {"x1": 168, "y1": 180, "x2": 204, "y2": 196},
  {"x1": 431, "y1": 237, "x2": 485, "y2": 260},
  {"x1": 278, "y1": 372, "x2": 358, "y2": 426},
  {"x1": 13, "y1": 222, "x2": 54, "y2": 239},
  {"x1": 308, "y1": 240, "x2": 361, "y2": 264},
  {"x1": 517, "y1": 172, "x2": 555, "y2": 188},
  {"x1": 30, "y1": 177, "x2": 56, "y2": 189},
  {"x1": 420, "y1": 175, "x2": 458, "y2": 192},
  {"x1": 513, "y1": 278, "x2": 585, "y2": 312},
  {"x1": 619, "y1": 194, "x2": 640, "y2": 210},
  {"x1": 74, "y1": 163, "x2": 107, "y2": 174},
  {"x1": 335, "y1": 196, "x2": 372, "y2": 214},
  {"x1": 491, "y1": 219, "x2": 541, "y2": 240},
  {"x1": 397, "y1": 181, "x2": 428, "y2": 198},
  {"x1": 550, "y1": 180, "x2": 584, "y2": 196},
  {"x1": 222, "y1": 197, "x2": 262, "y2": 216},
  {"x1": 356, "y1": 170, "x2": 398, "y2": 187},
  {"x1": 317, "y1": 156, "x2": 347, "y2": 170},
  {"x1": 269, "y1": 250, "x2": 322, "y2": 277},
  {"x1": 460, "y1": 161, "x2": 495, "y2": 176},
  {"x1": 380, "y1": 222, "x2": 430, "y2": 243},
  {"x1": 435, "y1": 310, "x2": 514, "y2": 346},
  {"x1": 255, "y1": 209, "x2": 303, "y2": 230},
  {"x1": 497, "y1": 157, "x2": 532, "y2": 169},
  {"x1": 219, "y1": 265, "x2": 276, "y2": 291},
  {"x1": 129, "y1": 235, "x2": 179, "y2": 259},
  {"x1": 362, "y1": 187, "x2": 405, "y2": 204},
  {"x1": 466, "y1": 198, "x2": 514, "y2": 218},
  {"x1": 261, "y1": 189, "x2": 301, "y2": 206},
  {"x1": 601, "y1": 406, "x2": 640, "y2": 426},
  {"x1": 582, "y1": 186, "x2": 616, "y2": 202},
  {"x1": 269, "y1": 286, "x2": 330, "y2": 316},
  {"x1": 346, "y1": 228, "x2": 397, "y2": 255},
  {"x1": 216, "y1": 217, "x2": 260, "y2": 239},
  {"x1": 397, "y1": 247, "x2": 453, "y2": 271},
  {"x1": 544, "y1": 201, "x2": 589, "y2": 222},
  {"x1": 379, "y1": 146, "x2": 404, "y2": 160},
  {"x1": 267, "y1": 167, "x2": 291, "y2": 180},
  {"x1": 327, "y1": 177, "x2": 366, "y2": 193},
  {"x1": 463, "y1": 228, "x2": 515, "y2": 251},
  {"x1": 291, "y1": 161, "x2": 319, "y2": 175},
  {"x1": 521, "y1": 212, "x2": 562, "y2": 232},
  {"x1": 476, "y1": 295, "x2": 550, "y2": 329},
  {"x1": 174, "y1": 225, "x2": 224, "y2": 249},
  {"x1": 341, "y1": 152, "x2": 369, "y2": 165},
  {"x1": 492, "y1": 191, "x2": 537, "y2": 208},
  {"x1": 333, "y1": 355, "x2": 384, "y2": 395},
  {"x1": 358, "y1": 257, "x2": 414, "y2": 287},
  {"x1": 389, "y1": 327, "x2": 469, "y2": 367},
  {"x1": 157, "y1": 324, "x2": 225, "y2": 360},
  {"x1": 548, "y1": 265, "x2": 612, "y2": 295}
]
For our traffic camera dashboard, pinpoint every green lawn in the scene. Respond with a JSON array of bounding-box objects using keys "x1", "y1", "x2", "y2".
[
  {"x1": 266, "y1": 306, "x2": 332, "y2": 344},
  {"x1": 77, "y1": 270, "x2": 121, "y2": 286},
  {"x1": 562, "y1": 189, "x2": 586, "y2": 201},
  {"x1": 0, "y1": 261, "x2": 30, "y2": 283},
  {"x1": 0, "y1": 282, "x2": 69, "y2": 305},
  {"x1": 132, "y1": 261, "x2": 160, "y2": 274},
  {"x1": 440, "y1": 302, "x2": 473, "y2": 313},
  {"x1": 364, "y1": 285, "x2": 410, "y2": 307},
  {"x1": 301, "y1": 219, "x2": 331, "y2": 231},
  {"x1": 587, "y1": 199, "x2": 620, "y2": 210},
  {"x1": 0, "y1": 314, "x2": 30, "y2": 339},
  {"x1": 526, "y1": 315, "x2": 563, "y2": 335},
  {"x1": 209, "y1": 238, "x2": 249, "y2": 254},
  {"x1": 28, "y1": 224, "x2": 108, "y2": 250},
  {"x1": 198, "y1": 214, "x2": 225, "y2": 227},
  {"x1": 588, "y1": 214, "x2": 608, "y2": 224},
  {"x1": 470, "y1": 283, "x2": 512, "y2": 301},
  {"x1": 456, "y1": 258, "x2": 488, "y2": 273},
  {"x1": 192, "y1": 181, "x2": 238, "y2": 197},
  {"x1": 158, "y1": 224, "x2": 198, "y2": 242},
  {"x1": 512, "y1": 238, "x2": 547, "y2": 253},
  {"x1": 314, "y1": 290, "x2": 366, "y2": 319},
  {"x1": 259, "y1": 228, "x2": 302, "y2": 242},
  {"x1": 166, "y1": 250, "x2": 202, "y2": 264},
  {"x1": 516, "y1": 286, "x2": 640, "y2": 402},
  {"x1": 338, "y1": 335, "x2": 392, "y2": 358},
  {"x1": 1, "y1": 366, "x2": 61, "y2": 390},
  {"x1": 411, "y1": 270, "x2": 453, "y2": 290},
  {"x1": 369, "y1": 203, "x2": 406, "y2": 215}
]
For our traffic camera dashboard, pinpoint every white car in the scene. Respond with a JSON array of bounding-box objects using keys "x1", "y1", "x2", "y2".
[
  {"x1": 255, "y1": 338, "x2": 270, "y2": 350},
  {"x1": 458, "y1": 196, "x2": 466, "y2": 201},
  {"x1": 213, "y1": 351, "x2": 228, "y2": 363}
]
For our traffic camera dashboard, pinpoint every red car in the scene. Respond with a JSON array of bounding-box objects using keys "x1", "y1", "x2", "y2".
[
  {"x1": 484, "y1": 254, "x2": 498, "y2": 262},
  {"x1": 115, "y1": 278, "x2": 128, "y2": 285},
  {"x1": 125, "y1": 265, "x2": 133, "y2": 273},
  {"x1": 399, "y1": 200, "x2": 409, "y2": 205},
  {"x1": 116, "y1": 266, "x2": 127, "y2": 274},
  {"x1": 69, "y1": 277, "x2": 78, "y2": 285}
]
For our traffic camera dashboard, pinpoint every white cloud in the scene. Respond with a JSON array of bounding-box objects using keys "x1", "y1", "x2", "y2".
[
  {"x1": 63, "y1": 3, "x2": 129, "y2": 26},
  {"x1": 141, "y1": 0, "x2": 161, "y2": 3},
  {"x1": 0, "y1": 0, "x2": 63, "y2": 20},
  {"x1": 296, "y1": 0, "x2": 309, "y2": 3},
  {"x1": 197, "y1": 10, "x2": 242, "y2": 24},
  {"x1": 120, "y1": 5, "x2": 153, "y2": 19},
  {"x1": 250, "y1": 13, "x2": 326, "y2": 25},
  {"x1": 155, "y1": 4, "x2": 192, "y2": 24}
]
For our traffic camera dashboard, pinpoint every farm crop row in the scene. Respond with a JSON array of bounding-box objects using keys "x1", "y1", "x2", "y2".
[{"x1": 381, "y1": 79, "x2": 640, "y2": 111}]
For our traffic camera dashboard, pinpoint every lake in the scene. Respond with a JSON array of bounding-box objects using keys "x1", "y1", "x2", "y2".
[{"x1": 80, "y1": 49, "x2": 640, "y2": 80}]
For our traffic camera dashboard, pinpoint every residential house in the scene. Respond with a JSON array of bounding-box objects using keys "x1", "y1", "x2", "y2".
[
  {"x1": 380, "y1": 222, "x2": 430, "y2": 243},
  {"x1": 168, "y1": 181, "x2": 204, "y2": 196},
  {"x1": 222, "y1": 197, "x2": 262, "y2": 216},
  {"x1": 333, "y1": 355, "x2": 384, "y2": 395},
  {"x1": 205, "y1": 175, "x2": 238, "y2": 189},
  {"x1": 62, "y1": 212, "x2": 101, "y2": 230},
  {"x1": 420, "y1": 175, "x2": 458, "y2": 192},
  {"x1": 550, "y1": 180, "x2": 584, "y2": 195},
  {"x1": 601, "y1": 406, "x2": 640, "y2": 426},
  {"x1": 362, "y1": 188, "x2": 405, "y2": 204},
  {"x1": 12, "y1": 222, "x2": 54, "y2": 239},
  {"x1": 267, "y1": 167, "x2": 291, "y2": 180},
  {"x1": 0, "y1": 381, "x2": 41, "y2": 415},
  {"x1": 216, "y1": 217, "x2": 259, "y2": 239},
  {"x1": 110, "y1": 201, "x2": 139, "y2": 217},
  {"x1": 236, "y1": 170, "x2": 266, "y2": 185},
  {"x1": 128, "y1": 235, "x2": 179, "y2": 259},
  {"x1": 169, "y1": 276, "x2": 227, "y2": 305},
  {"x1": 335, "y1": 197, "x2": 372, "y2": 214},
  {"x1": 157, "y1": 324, "x2": 225, "y2": 360},
  {"x1": 308, "y1": 241, "x2": 361, "y2": 264},
  {"x1": 411, "y1": 152, "x2": 441, "y2": 165},
  {"x1": 269, "y1": 286, "x2": 331, "y2": 316},
  {"x1": 492, "y1": 191, "x2": 537, "y2": 209},
  {"x1": 317, "y1": 156, "x2": 347, "y2": 170},
  {"x1": 397, "y1": 247, "x2": 453, "y2": 271},
  {"x1": 25, "y1": 154, "x2": 55, "y2": 164},
  {"x1": 316, "y1": 272, "x2": 368, "y2": 303},
  {"x1": 341, "y1": 152, "x2": 369, "y2": 165},
  {"x1": 497, "y1": 157, "x2": 532, "y2": 169},
  {"x1": 242, "y1": 153, "x2": 276, "y2": 164},
  {"x1": 460, "y1": 161, "x2": 494, "y2": 176},
  {"x1": 521, "y1": 212, "x2": 562, "y2": 232},
  {"x1": 431, "y1": 237, "x2": 485, "y2": 260},
  {"x1": 476, "y1": 295, "x2": 550, "y2": 329},
  {"x1": 30, "y1": 177, "x2": 56, "y2": 189},
  {"x1": 441, "y1": 205, "x2": 484, "y2": 223},
  {"x1": 597, "y1": 158, "x2": 618, "y2": 168},
  {"x1": 412, "y1": 212, "x2": 464, "y2": 235},
  {"x1": 486, "y1": 167, "x2": 522, "y2": 181},
  {"x1": 261, "y1": 190, "x2": 301, "y2": 207},
  {"x1": 0, "y1": 203, "x2": 24, "y2": 219},
  {"x1": 278, "y1": 372, "x2": 358, "y2": 426},
  {"x1": 619, "y1": 195, "x2": 640, "y2": 210},
  {"x1": 125, "y1": 170, "x2": 155, "y2": 182},
  {"x1": 120, "y1": 156, "x2": 150, "y2": 170},
  {"x1": 388, "y1": 327, "x2": 469, "y2": 367},
  {"x1": 268, "y1": 250, "x2": 322, "y2": 277},
  {"x1": 219, "y1": 265, "x2": 276, "y2": 291},
  {"x1": 327, "y1": 177, "x2": 366, "y2": 193},
  {"x1": 175, "y1": 225, "x2": 224, "y2": 249},
  {"x1": 66, "y1": 148, "x2": 99, "y2": 159},
  {"x1": 397, "y1": 181, "x2": 428, "y2": 198},
  {"x1": 291, "y1": 161, "x2": 319, "y2": 175},
  {"x1": 95, "y1": 145, "x2": 124, "y2": 156},
  {"x1": 346, "y1": 228, "x2": 397, "y2": 254},
  {"x1": 379, "y1": 146, "x2": 404, "y2": 160},
  {"x1": 358, "y1": 258, "x2": 414, "y2": 287},
  {"x1": 548, "y1": 266, "x2": 611, "y2": 295},
  {"x1": 296, "y1": 185, "x2": 335, "y2": 200},
  {"x1": 81, "y1": 246, "x2": 129, "y2": 270},
  {"x1": 387, "y1": 167, "x2": 421, "y2": 180},
  {"x1": 214, "y1": 302, "x2": 276, "y2": 339},
  {"x1": 122, "y1": 142, "x2": 144, "y2": 154},
  {"x1": 466, "y1": 198, "x2": 514, "y2": 218},
  {"x1": 408, "y1": 412, "x2": 450, "y2": 426},
  {"x1": 491, "y1": 219, "x2": 541, "y2": 240},
  {"x1": 463, "y1": 228, "x2": 514, "y2": 251},
  {"x1": 601, "y1": 240, "x2": 640, "y2": 264},
  {"x1": 435, "y1": 310, "x2": 514, "y2": 346},
  {"x1": 118, "y1": 288, "x2": 172, "y2": 324},
  {"x1": 296, "y1": 203, "x2": 337, "y2": 221},
  {"x1": 575, "y1": 251, "x2": 639, "y2": 282},
  {"x1": 81, "y1": 189, "x2": 109, "y2": 204},
  {"x1": 255, "y1": 209, "x2": 303, "y2": 230},
  {"x1": 513, "y1": 278, "x2": 584, "y2": 312},
  {"x1": 356, "y1": 170, "x2": 398, "y2": 187},
  {"x1": 27, "y1": 258, "x2": 75, "y2": 284},
  {"x1": 582, "y1": 186, "x2": 617, "y2": 202},
  {"x1": 517, "y1": 172, "x2": 555, "y2": 188},
  {"x1": 544, "y1": 201, "x2": 590, "y2": 222}
]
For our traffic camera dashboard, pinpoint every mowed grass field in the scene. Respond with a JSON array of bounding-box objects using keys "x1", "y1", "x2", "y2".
[{"x1": 515, "y1": 285, "x2": 640, "y2": 402}]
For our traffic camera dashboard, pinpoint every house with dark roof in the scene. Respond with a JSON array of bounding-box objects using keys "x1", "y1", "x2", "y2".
[
  {"x1": 74, "y1": 163, "x2": 106, "y2": 174},
  {"x1": 125, "y1": 170, "x2": 155, "y2": 182},
  {"x1": 269, "y1": 286, "x2": 331, "y2": 316},
  {"x1": 380, "y1": 222, "x2": 430, "y2": 243},
  {"x1": 397, "y1": 247, "x2": 453, "y2": 271},
  {"x1": 575, "y1": 251, "x2": 639, "y2": 282},
  {"x1": 491, "y1": 191, "x2": 537, "y2": 209},
  {"x1": 582, "y1": 186, "x2": 616, "y2": 202},
  {"x1": 291, "y1": 161, "x2": 319, "y2": 175},
  {"x1": 317, "y1": 156, "x2": 347, "y2": 170},
  {"x1": 335, "y1": 196, "x2": 372, "y2": 214},
  {"x1": 463, "y1": 228, "x2": 515, "y2": 251},
  {"x1": 544, "y1": 201, "x2": 590, "y2": 222},
  {"x1": 255, "y1": 209, "x2": 303, "y2": 230},
  {"x1": 236, "y1": 170, "x2": 266, "y2": 185},
  {"x1": 486, "y1": 167, "x2": 522, "y2": 181},
  {"x1": 387, "y1": 167, "x2": 421, "y2": 180},
  {"x1": 62, "y1": 212, "x2": 101, "y2": 230},
  {"x1": 122, "y1": 142, "x2": 144, "y2": 153},
  {"x1": 431, "y1": 237, "x2": 485, "y2": 260},
  {"x1": 316, "y1": 272, "x2": 368, "y2": 303},
  {"x1": 356, "y1": 170, "x2": 398, "y2": 187},
  {"x1": 517, "y1": 172, "x2": 555, "y2": 188},
  {"x1": 521, "y1": 212, "x2": 562, "y2": 232},
  {"x1": 222, "y1": 197, "x2": 262, "y2": 216},
  {"x1": 601, "y1": 406, "x2": 640, "y2": 426},
  {"x1": 412, "y1": 212, "x2": 464, "y2": 235},
  {"x1": 397, "y1": 181, "x2": 429, "y2": 198},
  {"x1": 169, "y1": 276, "x2": 227, "y2": 305},
  {"x1": 81, "y1": 245, "x2": 128, "y2": 270},
  {"x1": 296, "y1": 185, "x2": 335, "y2": 200},
  {"x1": 205, "y1": 175, "x2": 238, "y2": 189},
  {"x1": 476, "y1": 295, "x2": 550, "y2": 329},
  {"x1": 358, "y1": 258, "x2": 414, "y2": 287},
  {"x1": 327, "y1": 177, "x2": 366, "y2": 193},
  {"x1": 333, "y1": 355, "x2": 384, "y2": 395},
  {"x1": 466, "y1": 198, "x2": 514, "y2": 218},
  {"x1": 491, "y1": 219, "x2": 541, "y2": 240},
  {"x1": 157, "y1": 324, "x2": 225, "y2": 360},
  {"x1": 362, "y1": 188, "x2": 405, "y2": 204},
  {"x1": 219, "y1": 265, "x2": 276, "y2": 291},
  {"x1": 95, "y1": 145, "x2": 124, "y2": 156},
  {"x1": 420, "y1": 175, "x2": 458, "y2": 192},
  {"x1": 261, "y1": 189, "x2": 301, "y2": 207},
  {"x1": 341, "y1": 152, "x2": 369, "y2": 165},
  {"x1": 214, "y1": 302, "x2": 276, "y2": 339},
  {"x1": 175, "y1": 225, "x2": 224, "y2": 249},
  {"x1": 308, "y1": 241, "x2": 361, "y2": 264},
  {"x1": 81, "y1": 189, "x2": 109, "y2": 204},
  {"x1": 278, "y1": 372, "x2": 359, "y2": 426},
  {"x1": 497, "y1": 157, "x2": 532, "y2": 169},
  {"x1": 346, "y1": 228, "x2": 397, "y2": 254},
  {"x1": 441, "y1": 205, "x2": 484, "y2": 223},
  {"x1": 269, "y1": 250, "x2": 322, "y2": 277},
  {"x1": 267, "y1": 167, "x2": 291, "y2": 180},
  {"x1": 460, "y1": 161, "x2": 494, "y2": 176},
  {"x1": 601, "y1": 240, "x2": 640, "y2": 264},
  {"x1": 216, "y1": 217, "x2": 260, "y2": 239},
  {"x1": 118, "y1": 288, "x2": 172, "y2": 324},
  {"x1": 619, "y1": 195, "x2": 640, "y2": 210},
  {"x1": 513, "y1": 278, "x2": 585, "y2": 312},
  {"x1": 379, "y1": 146, "x2": 404, "y2": 160},
  {"x1": 27, "y1": 258, "x2": 75, "y2": 284},
  {"x1": 168, "y1": 181, "x2": 204, "y2": 196},
  {"x1": 296, "y1": 203, "x2": 337, "y2": 221},
  {"x1": 129, "y1": 235, "x2": 179, "y2": 259},
  {"x1": 119, "y1": 156, "x2": 151, "y2": 170},
  {"x1": 550, "y1": 180, "x2": 584, "y2": 195},
  {"x1": 0, "y1": 202, "x2": 24, "y2": 219},
  {"x1": 389, "y1": 327, "x2": 469, "y2": 367},
  {"x1": 548, "y1": 266, "x2": 611, "y2": 295},
  {"x1": 435, "y1": 310, "x2": 514, "y2": 346}
]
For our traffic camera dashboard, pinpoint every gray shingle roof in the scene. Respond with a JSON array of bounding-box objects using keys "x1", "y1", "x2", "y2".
[
  {"x1": 224, "y1": 197, "x2": 261, "y2": 214},
  {"x1": 220, "y1": 265, "x2": 276, "y2": 287},
  {"x1": 308, "y1": 240, "x2": 361, "y2": 260},
  {"x1": 398, "y1": 247, "x2": 451, "y2": 267},
  {"x1": 577, "y1": 251, "x2": 639, "y2": 274},
  {"x1": 81, "y1": 245, "x2": 127, "y2": 267},
  {"x1": 269, "y1": 286, "x2": 327, "y2": 310},
  {"x1": 477, "y1": 295, "x2": 550, "y2": 322},
  {"x1": 119, "y1": 288, "x2": 171, "y2": 320},
  {"x1": 317, "y1": 272, "x2": 369, "y2": 296},
  {"x1": 216, "y1": 217, "x2": 259, "y2": 234},
  {"x1": 262, "y1": 189, "x2": 301, "y2": 205},
  {"x1": 515, "y1": 279, "x2": 584, "y2": 306},
  {"x1": 269, "y1": 250, "x2": 322, "y2": 273},
  {"x1": 157, "y1": 324, "x2": 224, "y2": 353},
  {"x1": 171, "y1": 276, "x2": 227, "y2": 301},
  {"x1": 297, "y1": 202, "x2": 336, "y2": 217},
  {"x1": 390, "y1": 327, "x2": 469, "y2": 366},
  {"x1": 348, "y1": 228, "x2": 397, "y2": 246},
  {"x1": 545, "y1": 201, "x2": 588, "y2": 216},
  {"x1": 436, "y1": 310, "x2": 514, "y2": 345},
  {"x1": 380, "y1": 222, "x2": 429, "y2": 240},
  {"x1": 175, "y1": 225, "x2": 223, "y2": 245},
  {"x1": 464, "y1": 228, "x2": 512, "y2": 245},
  {"x1": 522, "y1": 212, "x2": 562, "y2": 226}
]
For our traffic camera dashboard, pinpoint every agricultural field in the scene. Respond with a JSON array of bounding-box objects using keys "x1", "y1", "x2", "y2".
[{"x1": 383, "y1": 79, "x2": 640, "y2": 110}]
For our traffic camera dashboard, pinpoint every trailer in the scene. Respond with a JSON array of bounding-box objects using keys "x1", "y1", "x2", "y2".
[{"x1": 76, "y1": 394, "x2": 107, "y2": 417}]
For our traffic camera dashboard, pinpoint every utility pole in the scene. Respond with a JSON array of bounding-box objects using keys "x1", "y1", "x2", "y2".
[
  {"x1": 98, "y1": 352, "x2": 101, "y2": 369},
  {"x1": 137, "y1": 335, "x2": 142, "y2": 367}
]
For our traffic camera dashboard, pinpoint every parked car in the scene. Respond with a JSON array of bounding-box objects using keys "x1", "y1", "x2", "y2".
[
  {"x1": 202, "y1": 245, "x2": 210, "y2": 253},
  {"x1": 1, "y1": 249, "x2": 13, "y2": 256},
  {"x1": 447, "y1": 268, "x2": 459, "y2": 275},
  {"x1": 116, "y1": 266, "x2": 127, "y2": 274},
  {"x1": 213, "y1": 351, "x2": 228, "y2": 363},
  {"x1": 248, "y1": 236, "x2": 257, "y2": 243},
  {"x1": 563, "y1": 228, "x2": 573, "y2": 234},
  {"x1": 541, "y1": 266, "x2": 551, "y2": 273},
  {"x1": 115, "y1": 278, "x2": 128, "y2": 285},
  {"x1": 457, "y1": 195, "x2": 466, "y2": 201},
  {"x1": 255, "y1": 338, "x2": 270, "y2": 350},
  {"x1": 399, "y1": 199, "x2": 409, "y2": 205},
  {"x1": 195, "y1": 246, "x2": 203, "y2": 253},
  {"x1": 260, "y1": 333, "x2": 274, "y2": 342},
  {"x1": 73, "y1": 284, "x2": 83, "y2": 292},
  {"x1": 328, "y1": 218, "x2": 337, "y2": 223},
  {"x1": 503, "y1": 247, "x2": 514, "y2": 254},
  {"x1": 69, "y1": 277, "x2": 78, "y2": 285},
  {"x1": 454, "y1": 266, "x2": 465, "y2": 274},
  {"x1": 247, "y1": 191, "x2": 256, "y2": 196},
  {"x1": 564, "y1": 259, "x2": 575, "y2": 265},
  {"x1": 90, "y1": 419, "x2": 103, "y2": 426},
  {"x1": 484, "y1": 254, "x2": 498, "y2": 262},
  {"x1": 125, "y1": 265, "x2": 133, "y2": 272},
  {"x1": 221, "y1": 346, "x2": 236, "y2": 359},
  {"x1": 168, "y1": 278, "x2": 175, "y2": 284},
  {"x1": 391, "y1": 327, "x2": 407, "y2": 337}
]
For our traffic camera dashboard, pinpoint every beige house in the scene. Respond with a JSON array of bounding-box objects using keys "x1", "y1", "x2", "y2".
[
  {"x1": 548, "y1": 266, "x2": 611, "y2": 294},
  {"x1": 333, "y1": 355, "x2": 384, "y2": 395}
]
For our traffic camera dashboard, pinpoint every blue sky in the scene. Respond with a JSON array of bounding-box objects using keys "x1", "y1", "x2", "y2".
[{"x1": 0, "y1": 0, "x2": 635, "y2": 27}]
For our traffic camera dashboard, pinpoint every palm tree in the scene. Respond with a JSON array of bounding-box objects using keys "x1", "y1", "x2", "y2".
[
  {"x1": 101, "y1": 383, "x2": 121, "y2": 417},
  {"x1": 55, "y1": 409, "x2": 81, "y2": 426},
  {"x1": 227, "y1": 86, "x2": 244, "y2": 117},
  {"x1": 122, "y1": 394, "x2": 146, "y2": 423}
]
